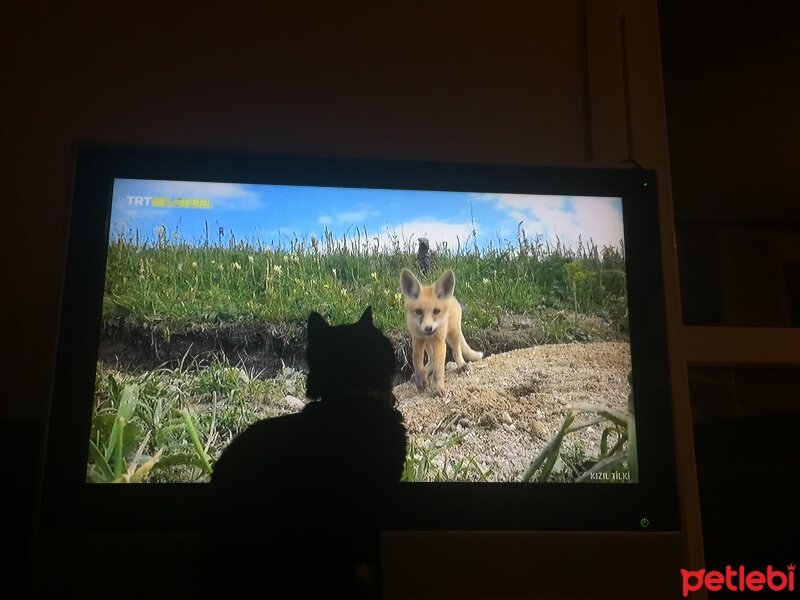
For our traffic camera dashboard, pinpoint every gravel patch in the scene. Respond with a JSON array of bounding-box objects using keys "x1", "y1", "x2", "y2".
[{"x1": 394, "y1": 341, "x2": 631, "y2": 481}]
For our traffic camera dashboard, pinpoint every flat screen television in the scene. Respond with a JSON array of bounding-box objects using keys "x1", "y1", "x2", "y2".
[{"x1": 39, "y1": 146, "x2": 678, "y2": 534}]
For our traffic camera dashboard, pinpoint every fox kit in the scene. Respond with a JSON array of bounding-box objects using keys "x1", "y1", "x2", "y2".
[{"x1": 400, "y1": 269, "x2": 483, "y2": 396}]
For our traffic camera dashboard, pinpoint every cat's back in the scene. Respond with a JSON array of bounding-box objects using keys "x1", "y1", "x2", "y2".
[{"x1": 210, "y1": 410, "x2": 310, "y2": 487}]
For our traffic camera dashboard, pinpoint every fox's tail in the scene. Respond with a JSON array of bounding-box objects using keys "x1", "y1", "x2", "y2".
[{"x1": 460, "y1": 334, "x2": 484, "y2": 362}]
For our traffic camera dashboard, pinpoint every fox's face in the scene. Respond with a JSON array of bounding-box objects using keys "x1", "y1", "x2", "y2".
[{"x1": 400, "y1": 269, "x2": 455, "y2": 336}]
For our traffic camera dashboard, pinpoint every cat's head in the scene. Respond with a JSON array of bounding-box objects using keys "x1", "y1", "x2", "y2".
[{"x1": 305, "y1": 306, "x2": 396, "y2": 400}]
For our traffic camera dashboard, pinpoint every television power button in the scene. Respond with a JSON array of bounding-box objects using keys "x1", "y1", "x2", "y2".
[{"x1": 640, "y1": 517, "x2": 650, "y2": 528}]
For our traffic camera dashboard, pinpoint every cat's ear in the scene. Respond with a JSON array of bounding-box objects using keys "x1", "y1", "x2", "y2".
[
  {"x1": 358, "y1": 306, "x2": 374, "y2": 327},
  {"x1": 307, "y1": 311, "x2": 329, "y2": 338}
]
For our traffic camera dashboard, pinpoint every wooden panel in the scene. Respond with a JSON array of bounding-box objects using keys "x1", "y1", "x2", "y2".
[
  {"x1": 683, "y1": 327, "x2": 800, "y2": 367},
  {"x1": 382, "y1": 531, "x2": 683, "y2": 599},
  {"x1": 616, "y1": 0, "x2": 706, "y2": 584},
  {"x1": 585, "y1": 0, "x2": 629, "y2": 163},
  {"x1": 659, "y1": 1, "x2": 800, "y2": 223}
]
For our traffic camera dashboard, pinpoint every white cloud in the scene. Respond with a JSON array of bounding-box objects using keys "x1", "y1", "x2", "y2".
[
  {"x1": 109, "y1": 180, "x2": 261, "y2": 245},
  {"x1": 122, "y1": 179, "x2": 261, "y2": 211},
  {"x1": 473, "y1": 193, "x2": 624, "y2": 250},
  {"x1": 317, "y1": 206, "x2": 377, "y2": 226},
  {"x1": 111, "y1": 180, "x2": 263, "y2": 234},
  {"x1": 373, "y1": 220, "x2": 477, "y2": 253}
]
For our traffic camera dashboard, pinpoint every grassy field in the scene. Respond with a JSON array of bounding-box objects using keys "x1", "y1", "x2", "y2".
[
  {"x1": 90, "y1": 359, "x2": 509, "y2": 484},
  {"x1": 88, "y1": 359, "x2": 305, "y2": 483},
  {"x1": 103, "y1": 226, "x2": 629, "y2": 337},
  {"x1": 89, "y1": 358, "x2": 632, "y2": 484},
  {"x1": 89, "y1": 227, "x2": 630, "y2": 483}
]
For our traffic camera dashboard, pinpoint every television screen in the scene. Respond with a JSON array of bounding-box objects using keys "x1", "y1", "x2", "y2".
[{"x1": 41, "y1": 147, "x2": 677, "y2": 532}]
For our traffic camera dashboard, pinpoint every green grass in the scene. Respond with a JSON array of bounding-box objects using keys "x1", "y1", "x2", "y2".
[
  {"x1": 88, "y1": 356, "x2": 497, "y2": 484},
  {"x1": 90, "y1": 226, "x2": 631, "y2": 483},
  {"x1": 88, "y1": 357, "x2": 633, "y2": 484},
  {"x1": 402, "y1": 432, "x2": 497, "y2": 482},
  {"x1": 103, "y1": 226, "x2": 629, "y2": 336},
  {"x1": 522, "y1": 399, "x2": 635, "y2": 483},
  {"x1": 88, "y1": 358, "x2": 306, "y2": 483}
]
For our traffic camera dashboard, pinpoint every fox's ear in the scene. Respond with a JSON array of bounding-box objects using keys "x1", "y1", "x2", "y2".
[
  {"x1": 307, "y1": 311, "x2": 329, "y2": 338},
  {"x1": 358, "y1": 306, "x2": 374, "y2": 327},
  {"x1": 434, "y1": 270, "x2": 455, "y2": 299},
  {"x1": 400, "y1": 269, "x2": 420, "y2": 299}
]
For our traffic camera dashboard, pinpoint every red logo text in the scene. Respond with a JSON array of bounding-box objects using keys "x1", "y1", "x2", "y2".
[{"x1": 681, "y1": 565, "x2": 795, "y2": 596}]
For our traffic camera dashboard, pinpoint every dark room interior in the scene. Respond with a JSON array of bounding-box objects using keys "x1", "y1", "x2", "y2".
[{"x1": 2, "y1": 2, "x2": 797, "y2": 598}]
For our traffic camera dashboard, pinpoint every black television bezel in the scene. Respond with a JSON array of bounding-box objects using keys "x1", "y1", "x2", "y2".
[{"x1": 39, "y1": 145, "x2": 679, "y2": 534}]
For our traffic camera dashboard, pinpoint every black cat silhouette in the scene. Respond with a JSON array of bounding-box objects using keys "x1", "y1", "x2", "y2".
[{"x1": 210, "y1": 306, "x2": 407, "y2": 598}]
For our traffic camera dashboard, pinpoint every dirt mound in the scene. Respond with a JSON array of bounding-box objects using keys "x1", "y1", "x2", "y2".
[
  {"x1": 394, "y1": 341, "x2": 631, "y2": 481},
  {"x1": 98, "y1": 311, "x2": 624, "y2": 384},
  {"x1": 99, "y1": 320, "x2": 310, "y2": 374}
]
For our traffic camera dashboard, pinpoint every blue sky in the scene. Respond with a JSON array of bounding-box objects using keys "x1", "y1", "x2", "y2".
[{"x1": 111, "y1": 179, "x2": 624, "y2": 252}]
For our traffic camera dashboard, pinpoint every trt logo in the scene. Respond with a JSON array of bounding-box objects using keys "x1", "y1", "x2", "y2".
[{"x1": 127, "y1": 195, "x2": 152, "y2": 206}]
